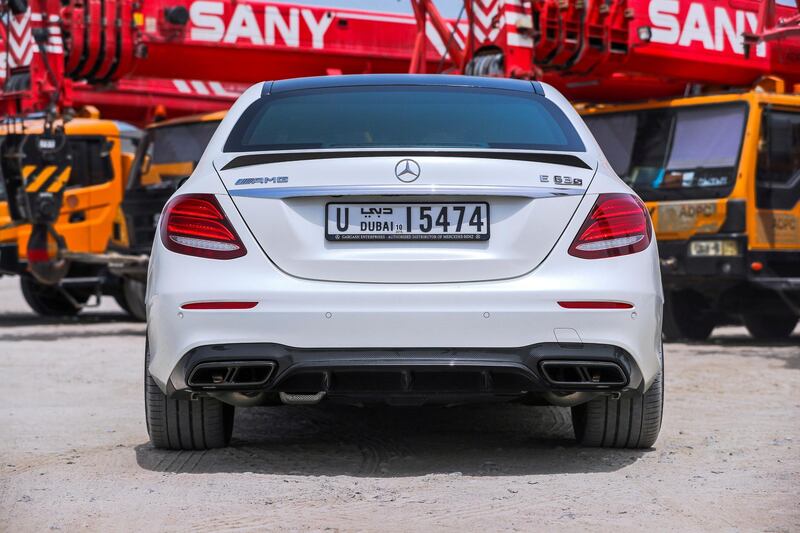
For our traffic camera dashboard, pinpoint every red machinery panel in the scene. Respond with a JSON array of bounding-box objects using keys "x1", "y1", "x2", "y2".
[
  {"x1": 1, "y1": 0, "x2": 799, "y2": 120},
  {"x1": 123, "y1": 1, "x2": 454, "y2": 82},
  {"x1": 483, "y1": 0, "x2": 800, "y2": 88}
]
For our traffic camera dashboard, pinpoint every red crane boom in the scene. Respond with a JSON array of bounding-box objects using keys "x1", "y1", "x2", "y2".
[{"x1": 0, "y1": 0, "x2": 799, "y2": 121}]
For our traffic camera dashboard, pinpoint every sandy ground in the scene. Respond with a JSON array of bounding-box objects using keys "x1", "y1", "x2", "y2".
[{"x1": 0, "y1": 275, "x2": 798, "y2": 532}]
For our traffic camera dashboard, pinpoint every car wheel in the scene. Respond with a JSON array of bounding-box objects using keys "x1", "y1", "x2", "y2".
[
  {"x1": 662, "y1": 290, "x2": 715, "y2": 341},
  {"x1": 743, "y1": 312, "x2": 798, "y2": 340},
  {"x1": 144, "y1": 343, "x2": 234, "y2": 450},
  {"x1": 572, "y1": 368, "x2": 664, "y2": 449},
  {"x1": 116, "y1": 278, "x2": 147, "y2": 321},
  {"x1": 19, "y1": 276, "x2": 85, "y2": 316}
]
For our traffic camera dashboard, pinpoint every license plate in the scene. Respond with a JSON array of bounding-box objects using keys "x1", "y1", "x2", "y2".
[
  {"x1": 688, "y1": 240, "x2": 739, "y2": 257},
  {"x1": 326, "y1": 202, "x2": 490, "y2": 241}
]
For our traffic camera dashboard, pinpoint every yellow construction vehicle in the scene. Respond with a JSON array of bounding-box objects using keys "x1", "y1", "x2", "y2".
[
  {"x1": 121, "y1": 111, "x2": 224, "y2": 257},
  {"x1": 0, "y1": 117, "x2": 143, "y2": 317},
  {"x1": 582, "y1": 80, "x2": 800, "y2": 340}
]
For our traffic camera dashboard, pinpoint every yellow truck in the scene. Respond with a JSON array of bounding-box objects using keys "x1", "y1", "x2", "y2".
[
  {"x1": 582, "y1": 81, "x2": 800, "y2": 340},
  {"x1": 0, "y1": 118, "x2": 143, "y2": 317},
  {"x1": 2, "y1": 111, "x2": 223, "y2": 320},
  {"x1": 121, "y1": 111, "x2": 224, "y2": 257}
]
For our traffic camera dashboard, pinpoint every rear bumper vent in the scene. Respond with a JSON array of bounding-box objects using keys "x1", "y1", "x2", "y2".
[
  {"x1": 188, "y1": 361, "x2": 276, "y2": 388},
  {"x1": 276, "y1": 368, "x2": 538, "y2": 395},
  {"x1": 539, "y1": 360, "x2": 627, "y2": 388}
]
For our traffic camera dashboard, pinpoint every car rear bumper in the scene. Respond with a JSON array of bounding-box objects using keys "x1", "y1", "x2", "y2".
[
  {"x1": 146, "y1": 222, "x2": 664, "y2": 397},
  {"x1": 163, "y1": 342, "x2": 646, "y2": 403},
  {"x1": 659, "y1": 238, "x2": 800, "y2": 293}
]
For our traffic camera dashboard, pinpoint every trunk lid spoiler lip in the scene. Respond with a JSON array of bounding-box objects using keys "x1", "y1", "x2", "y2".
[{"x1": 218, "y1": 150, "x2": 593, "y2": 171}]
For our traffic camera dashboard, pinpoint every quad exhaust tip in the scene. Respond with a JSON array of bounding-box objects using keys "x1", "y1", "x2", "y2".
[
  {"x1": 539, "y1": 360, "x2": 627, "y2": 388},
  {"x1": 188, "y1": 361, "x2": 276, "y2": 388}
]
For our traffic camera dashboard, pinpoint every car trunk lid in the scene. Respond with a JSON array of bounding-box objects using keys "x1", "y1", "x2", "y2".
[{"x1": 216, "y1": 151, "x2": 595, "y2": 283}]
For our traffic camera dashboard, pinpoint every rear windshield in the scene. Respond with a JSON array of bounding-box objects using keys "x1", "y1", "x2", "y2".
[
  {"x1": 225, "y1": 86, "x2": 585, "y2": 153},
  {"x1": 584, "y1": 103, "x2": 747, "y2": 201}
]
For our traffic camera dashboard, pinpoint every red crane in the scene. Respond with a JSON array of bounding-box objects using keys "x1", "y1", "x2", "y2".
[{"x1": 1, "y1": 0, "x2": 799, "y2": 123}]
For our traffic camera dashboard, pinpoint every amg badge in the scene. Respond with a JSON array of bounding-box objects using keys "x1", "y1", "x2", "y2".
[{"x1": 235, "y1": 176, "x2": 288, "y2": 185}]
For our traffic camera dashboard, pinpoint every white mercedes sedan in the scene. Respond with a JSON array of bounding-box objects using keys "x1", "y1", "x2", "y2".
[{"x1": 145, "y1": 75, "x2": 664, "y2": 450}]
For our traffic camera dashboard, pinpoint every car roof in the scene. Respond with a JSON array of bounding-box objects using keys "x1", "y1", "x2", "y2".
[{"x1": 268, "y1": 74, "x2": 542, "y2": 95}]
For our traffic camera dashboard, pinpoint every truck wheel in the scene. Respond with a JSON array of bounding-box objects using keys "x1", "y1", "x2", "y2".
[
  {"x1": 19, "y1": 276, "x2": 86, "y2": 317},
  {"x1": 572, "y1": 370, "x2": 664, "y2": 449},
  {"x1": 662, "y1": 290, "x2": 715, "y2": 341},
  {"x1": 743, "y1": 313, "x2": 798, "y2": 340},
  {"x1": 116, "y1": 279, "x2": 147, "y2": 321},
  {"x1": 145, "y1": 344, "x2": 234, "y2": 450}
]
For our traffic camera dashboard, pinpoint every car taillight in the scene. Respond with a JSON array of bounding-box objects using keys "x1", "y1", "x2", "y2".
[
  {"x1": 160, "y1": 194, "x2": 246, "y2": 259},
  {"x1": 568, "y1": 193, "x2": 652, "y2": 259}
]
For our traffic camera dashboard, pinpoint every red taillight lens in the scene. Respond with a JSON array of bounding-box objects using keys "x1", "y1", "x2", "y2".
[
  {"x1": 568, "y1": 193, "x2": 652, "y2": 259},
  {"x1": 160, "y1": 194, "x2": 246, "y2": 259}
]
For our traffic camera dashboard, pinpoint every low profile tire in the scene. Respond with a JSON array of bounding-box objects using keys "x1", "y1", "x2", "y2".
[
  {"x1": 144, "y1": 344, "x2": 235, "y2": 450},
  {"x1": 20, "y1": 276, "x2": 85, "y2": 316},
  {"x1": 572, "y1": 370, "x2": 664, "y2": 449},
  {"x1": 115, "y1": 278, "x2": 147, "y2": 321},
  {"x1": 662, "y1": 290, "x2": 715, "y2": 341},
  {"x1": 743, "y1": 313, "x2": 798, "y2": 340}
]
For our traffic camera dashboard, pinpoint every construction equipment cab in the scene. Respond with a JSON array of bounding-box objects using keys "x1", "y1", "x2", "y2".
[
  {"x1": 582, "y1": 81, "x2": 800, "y2": 340},
  {"x1": 123, "y1": 111, "x2": 224, "y2": 257},
  {"x1": 0, "y1": 117, "x2": 143, "y2": 318}
]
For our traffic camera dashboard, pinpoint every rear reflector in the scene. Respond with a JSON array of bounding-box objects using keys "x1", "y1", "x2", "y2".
[
  {"x1": 558, "y1": 301, "x2": 633, "y2": 309},
  {"x1": 568, "y1": 193, "x2": 652, "y2": 259},
  {"x1": 161, "y1": 194, "x2": 246, "y2": 259},
  {"x1": 181, "y1": 301, "x2": 258, "y2": 310}
]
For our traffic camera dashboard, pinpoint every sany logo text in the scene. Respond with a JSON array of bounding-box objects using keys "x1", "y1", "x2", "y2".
[
  {"x1": 190, "y1": 1, "x2": 334, "y2": 49},
  {"x1": 648, "y1": 0, "x2": 766, "y2": 58}
]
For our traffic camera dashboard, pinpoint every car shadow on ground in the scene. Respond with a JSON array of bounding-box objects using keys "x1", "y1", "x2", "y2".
[
  {"x1": 135, "y1": 403, "x2": 651, "y2": 477},
  {"x1": 0, "y1": 311, "x2": 137, "y2": 328},
  {"x1": 0, "y1": 310, "x2": 144, "y2": 342},
  {"x1": 705, "y1": 334, "x2": 800, "y2": 348},
  {"x1": 0, "y1": 326, "x2": 145, "y2": 342}
]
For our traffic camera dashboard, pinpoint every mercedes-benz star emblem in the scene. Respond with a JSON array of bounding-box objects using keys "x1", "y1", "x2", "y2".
[{"x1": 394, "y1": 159, "x2": 421, "y2": 183}]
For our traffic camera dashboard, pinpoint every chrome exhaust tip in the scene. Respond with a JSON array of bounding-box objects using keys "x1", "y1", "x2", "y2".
[
  {"x1": 187, "y1": 361, "x2": 276, "y2": 388},
  {"x1": 539, "y1": 360, "x2": 627, "y2": 388}
]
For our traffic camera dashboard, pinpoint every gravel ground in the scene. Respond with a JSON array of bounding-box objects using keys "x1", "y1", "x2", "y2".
[{"x1": 0, "y1": 275, "x2": 798, "y2": 532}]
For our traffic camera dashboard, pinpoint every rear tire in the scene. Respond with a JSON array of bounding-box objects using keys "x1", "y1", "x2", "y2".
[
  {"x1": 145, "y1": 344, "x2": 234, "y2": 450},
  {"x1": 20, "y1": 276, "x2": 85, "y2": 316},
  {"x1": 743, "y1": 312, "x2": 798, "y2": 340},
  {"x1": 662, "y1": 290, "x2": 715, "y2": 341},
  {"x1": 572, "y1": 369, "x2": 664, "y2": 449},
  {"x1": 115, "y1": 278, "x2": 147, "y2": 321}
]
